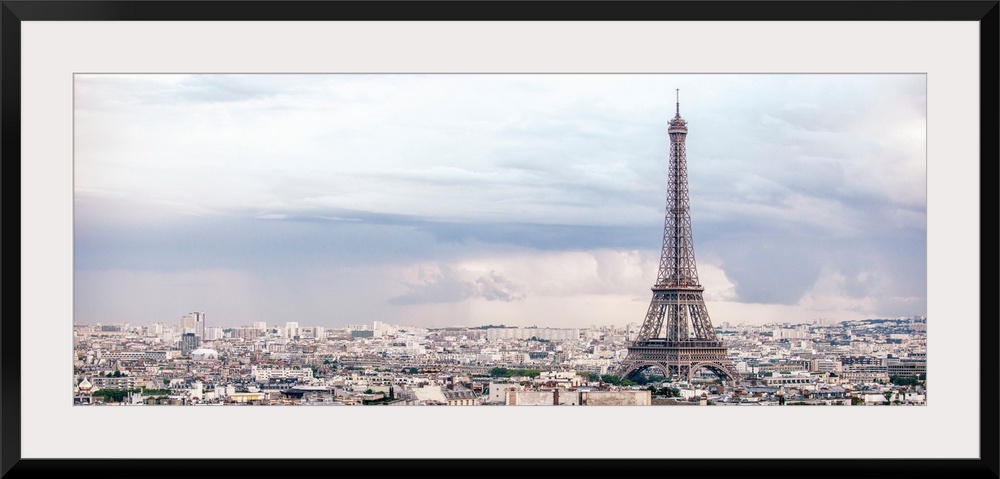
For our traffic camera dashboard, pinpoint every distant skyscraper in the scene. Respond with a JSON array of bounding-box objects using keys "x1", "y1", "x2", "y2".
[
  {"x1": 182, "y1": 311, "x2": 206, "y2": 337},
  {"x1": 285, "y1": 322, "x2": 300, "y2": 339},
  {"x1": 194, "y1": 311, "x2": 206, "y2": 339},
  {"x1": 204, "y1": 326, "x2": 224, "y2": 341},
  {"x1": 180, "y1": 314, "x2": 195, "y2": 333},
  {"x1": 180, "y1": 332, "x2": 200, "y2": 355}
]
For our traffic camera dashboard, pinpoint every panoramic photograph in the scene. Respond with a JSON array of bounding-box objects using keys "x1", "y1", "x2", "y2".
[{"x1": 72, "y1": 73, "x2": 927, "y2": 406}]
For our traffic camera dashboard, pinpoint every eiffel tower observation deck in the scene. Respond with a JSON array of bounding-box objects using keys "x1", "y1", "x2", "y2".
[{"x1": 614, "y1": 91, "x2": 741, "y2": 384}]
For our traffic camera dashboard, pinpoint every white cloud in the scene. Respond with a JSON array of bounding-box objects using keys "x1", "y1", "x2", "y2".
[
  {"x1": 387, "y1": 264, "x2": 526, "y2": 305},
  {"x1": 74, "y1": 73, "x2": 926, "y2": 327},
  {"x1": 797, "y1": 266, "x2": 878, "y2": 315},
  {"x1": 474, "y1": 271, "x2": 526, "y2": 302},
  {"x1": 700, "y1": 263, "x2": 739, "y2": 302}
]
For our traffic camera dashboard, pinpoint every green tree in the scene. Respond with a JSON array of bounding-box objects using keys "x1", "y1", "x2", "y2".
[
  {"x1": 597, "y1": 375, "x2": 636, "y2": 387},
  {"x1": 489, "y1": 368, "x2": 541, "y2": 378},
  {"x1": 93, "y1": 388, "x2": 149, "y2": 403},
  {"x1": 890, "y1": 375, "x2": 918, "y2": 387}
]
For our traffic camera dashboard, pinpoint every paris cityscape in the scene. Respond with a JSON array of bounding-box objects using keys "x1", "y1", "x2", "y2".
[
  {"x1": 74, "y1": 74, "x2": 926, "y2": 407},
  {"x1": 73, "y1": 315, "x2": 927, "y2": 406}
]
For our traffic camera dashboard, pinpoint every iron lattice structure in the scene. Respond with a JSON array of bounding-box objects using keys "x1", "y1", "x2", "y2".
[{"x1": 615, "y1": 93, "x2": 741, "y2": 384}]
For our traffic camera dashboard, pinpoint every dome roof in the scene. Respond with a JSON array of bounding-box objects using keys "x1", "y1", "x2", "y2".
[
  {"x1": 78, "y1": 378, "x2": 93, "y2": 391},
  {"x1": 190, "y1": 348, "x2": 219, "y2": 360}
]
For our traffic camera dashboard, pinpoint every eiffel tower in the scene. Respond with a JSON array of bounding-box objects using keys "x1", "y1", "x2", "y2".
[{"x1": 615, "y1": 91, "x2": 741, "y2": 384}]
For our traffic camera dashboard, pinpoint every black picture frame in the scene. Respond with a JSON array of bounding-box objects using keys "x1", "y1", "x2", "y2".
[{"x1": 3, "y1": 1, "x2": 997, "y2": 478}]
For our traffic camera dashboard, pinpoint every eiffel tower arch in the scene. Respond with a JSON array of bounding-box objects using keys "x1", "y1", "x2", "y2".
[{"x1": 614, "y1": 91, "x2": 741, "y2": 385}]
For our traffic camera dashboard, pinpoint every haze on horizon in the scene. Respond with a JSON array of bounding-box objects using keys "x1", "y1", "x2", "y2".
[{"x1": 73, "y1": 74, "x2": 927, "y2": 329}]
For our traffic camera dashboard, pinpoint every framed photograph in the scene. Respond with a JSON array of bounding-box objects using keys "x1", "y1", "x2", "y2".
[{"x1": 4, "y1": 1, "x2": 996, "y2": 478}]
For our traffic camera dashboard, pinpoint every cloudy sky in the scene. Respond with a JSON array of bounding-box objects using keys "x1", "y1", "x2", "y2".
[{"x1": 73, "y1": 74, "x2": 926, "y2": 329}]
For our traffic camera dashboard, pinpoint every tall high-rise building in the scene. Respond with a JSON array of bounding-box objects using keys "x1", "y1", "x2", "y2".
[
  {"x1": 180, "y1": 314, "x2": 195, "y2": 333},
  {"x1": 285, "y1": 322, "x2": 300, "y2": 339},
  {"x1": 180, "y1": 333, "x2": 200, "y2": 355},
  {"x1": 181, "y1": 311, "x2": 205, "y2": 337},
  {"x1": 204, "y1": 326, "x2": 224, "y2": 341},
  {"x1": 194, "y1": 311, "x2": 206, "y2": 339},
  {"x1": 373, "y1": 320, "x2": 399, "y2": 338}
]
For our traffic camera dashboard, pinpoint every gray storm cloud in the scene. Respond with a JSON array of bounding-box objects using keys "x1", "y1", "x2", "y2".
[
  {"x1": 388, "y1": 267, "x2": 526, "y2": 305},
  {"x1": 473, "y1": 271, "x2": 527, "y2": 302},
  {"x1": 73, "y1": 73, "x2": 926, "y2": 327}
]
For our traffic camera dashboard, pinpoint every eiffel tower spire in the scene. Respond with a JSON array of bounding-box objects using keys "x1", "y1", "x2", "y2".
[{"x1": 615, "y1": 95, "x2": 740, "y2": 384}]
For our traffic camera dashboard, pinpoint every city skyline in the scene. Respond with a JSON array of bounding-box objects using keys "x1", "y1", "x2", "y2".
[
  {"x1": 77, "y1": 314, "x2": 925, "y2": 332},
  {"x1": 74, "y1": 74, "x2": 927, "y2": 329}
]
